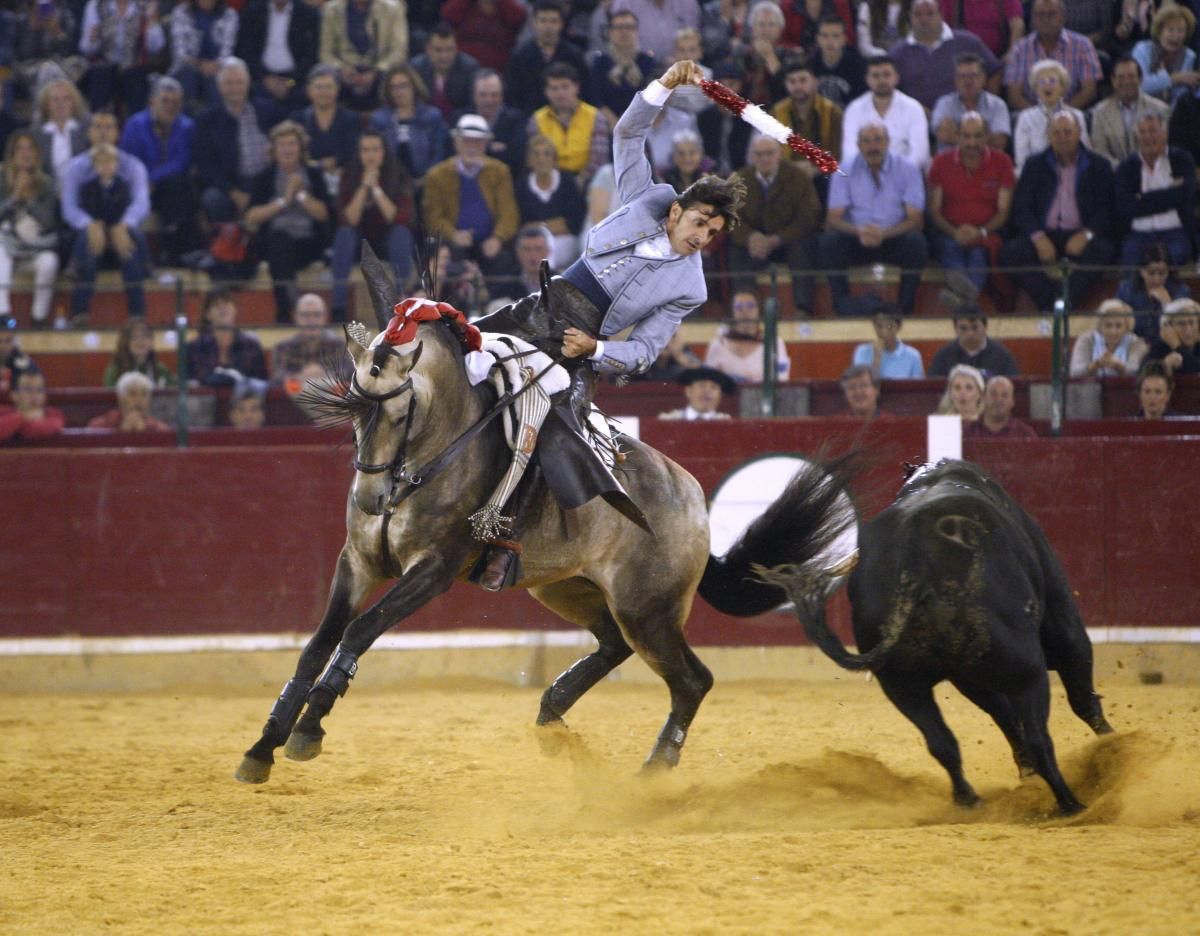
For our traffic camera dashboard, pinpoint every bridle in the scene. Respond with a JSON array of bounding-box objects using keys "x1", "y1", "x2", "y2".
[{"x1": 349, "y1": 371, "x2": 418, "y2": 487}]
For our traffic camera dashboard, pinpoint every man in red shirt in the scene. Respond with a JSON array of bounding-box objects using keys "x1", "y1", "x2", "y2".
[
  {"x1": 928, "y1": 111, "x2": 1014, "y2": 294},
  {"x1": 0, "y1": 370, "x2": 65, "y2": 443},
  {"x1": 965, "y1": 375, "x2": 1036, "y2": 437}
]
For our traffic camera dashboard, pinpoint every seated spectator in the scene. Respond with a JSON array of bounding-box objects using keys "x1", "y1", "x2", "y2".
[
  {"x1": 1003, "y1": 0, "x2": 1102, "y2": 112},
  {"x1": 1115, "y1": 112, "x2": 1196, "y2": 267},
  {"x1": 931, "y1": 52, "x2": 1011, "y2": 153},
  {"x1": 186, "y1": 289, "x2": 268, "y2": 386},
  {"x1": 928, "y1": 306, "x2": 1018, "y2": 376},
  {"x1": 851, "y1": 303, "x2": 924, "y2": 378},
  {"x1": 272, "y1": 293, "x2": 344, "y2": 388},
  {"x1": 0, "y1": 325, "x2": 35, "y2": 394},
  {"x1": 422, "y1": 114, "x2": 521, "y2": 278},
  {"x1": 292, "y1": 65, "x2": 363, "y2": 191},
  {"x1": 244, "y1": 121, "x2": 334, "y2": 323},
  {"x1": 662, "y1": 28, "x2": 712, "y2": 116},
  {"x1": 195, "y1": 58, "x2": 273, "y2": 224},
  {"x1": 119, "y1": 77, "x2": 197, "y2": 265},
  {"x1": 32, "y1": 77, "x2": 89, "y2": 185},
  {"x1": 236, "y1": 0, "x2": 321, "y2": 124},
  {"x1": 938, "y1": 0, "x2": 1023, "y2": 60},
  {"x1": 703, "y1": 289, "x2": 791, "y2": 384},
  {"x1": 1117, "y1": 241, "x2": 1190, "y2": 343},
  {"x1": 636, "y1": 329, "x2": 703, "y2": 381},
  {"x1": 697, "y1": 60, "x2": 753, "y2": 175},
  {"x1": 1012, "y1": 58, "x2": 1091, "y2": 174},
  {"x1": 770, "y1": 55, "x2": 844, "y2": 183},
  {"x1": 13, "y1": 2, "x2": 82, "y2": 98},
  {"x1": 0, "y1": 368, "x2": 64, "y2": 442},
  {"x1": 857, "y1": 0, "x2": 911, "y2": 58},
  {"x1": 927, "y1": 111, "x2": 1014, "y2": 295},
  {"x1": 1132, "y1": 4, "x2": 1199, "y2": 104},
  {"x1": 935, "y1": 362, "x2": 984, "y2": 421},
  {"x1": 77, "y1": 0, "x2": 165, "y2": 117},
  {"x1": 840, "y1": 363, "x2": 881, "y2": 417},
  {"x1": 528, "y1": 62, "x2": 610, "y2": 190},
  {"x1": 463, "y1": 69, "x2": 529, "y2": 178},
  {"x1": 644, "y1": 96, "x2": 702, "y2": 175},
  {"x1": 488, "y1": 223, "x2": 554, "y2": 306},
  {"x1": 841, "y1": 54, "x2": 929, "y2": 171},
  {"x1": 369, "y1": 64, "x2": 452, "y2": 183},
  {"x1": 87, "y1": 370, "x2": 170, "y2": 431},
  {"x1": 888, "y1": 0, "x2": 998, "y2": 113},
  {"x1": 331, "y1": 130, "x2": 415, "y2": 321},
  {"x1": 1000, "y1": 112, "x2": 1116, "y2": 313},
  {"x1": 778, "y1": 0, "x2": 855, "y2": 51},
  {"x1": 228, "y1": 378, "x2": 268, "y2": 428},
  {"x1": 615, "y1": 0, "x2": 701, "y2": 67},
  {"x1": 588, "y1": 9, "x2": 656, "y2": 129},
  {"x1": 442, "y1": 0, "x2": 528, "y2": 73},
  {"x1": 1135, "y1": 360, "x2": 1178, "y2": 418},
  {"x1": 659, "y1": 130, "x2": 713, "y2": 193},
  {"x1": 1090, "y1": 56, "x2": 1171, "y2": 167},
  {"x1": 413, "y1": 22, "x2": 481, "y2": 124},
  {"x1": 104, "y1": 318, "x2": 173, "y2": 387},
  {"x1": 1146, "y1": 297, "x2": 1200, "y2": 375},
  {"x1": 66, "y1": 136, "x2": 151, "y2": 324},
  {"x1": 506, "y1": 0, "x2": 588, "y2": 115},
  {"x1": 516, "y1": 134, "x2": 586, "y2": 269},
  {"x1": 0, "y1": 131, "x2": 60, "y2": 328},
  {"x1": 1111, "y1": 0, "x2": 1165, "y2": 55},
  {"x1": 319, "y1": 0, "x2": 409, "y2": 112},
  {"x1": 696, "y1": 0, "x2": 741, "y2": 66},
  {"x1": 731, "y1": 133, "x2": 821, "y2": 316},
  {"x1": 169, "y1": 0, "x2": 239, "y2": 110},
  {"x1": 658, "y1": 365, "x2": 736, "y2": 420},
  {"x1": 423, "y1": 242, "x2": 490, "y2": 313},
  {"x1": 1069, "y1": 298, "x2": 1149, "y2": 378},
  {"x1": 965, "y1": 374, "x2": 1036, "y2": 437},
  {"x1": 818, "y1": 121, "x2": 927, "y2": 316},
  {"x1": 811, "y1": 14, "x2": 866, "y2": 110},
  {"x1": 738, "y1": 0, "x2": 795, "y2": 106}
]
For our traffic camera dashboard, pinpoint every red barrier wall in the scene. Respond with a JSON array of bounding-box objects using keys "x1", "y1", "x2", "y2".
[{"x1": 2, "y1": 423, "x2": 1198, "y2": 644}]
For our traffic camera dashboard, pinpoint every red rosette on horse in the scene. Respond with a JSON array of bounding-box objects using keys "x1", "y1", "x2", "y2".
[{"x1": 385, "y1": 297, "x2": 483, "y2": 353}]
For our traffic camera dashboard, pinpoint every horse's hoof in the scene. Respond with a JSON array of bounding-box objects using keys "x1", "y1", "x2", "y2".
[
  {"x1": 1058, "y1": 798, "x2": 1086, "y2": 817},
  {"x1": 953, "y1": 790, "x2": 982, "y2": 808},
  {"x1": 536, "y1": 719, "x2": 569, "y2": 757},
  {"x1": 284, "y1": 731, "x2": 323, "y2": 762},
  {"x1": 235, "y1": 756, "x2": 272, "y2": 784}
]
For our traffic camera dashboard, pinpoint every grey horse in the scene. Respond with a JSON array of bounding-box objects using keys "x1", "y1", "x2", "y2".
[{"x1": 235, "y1": 249, "x2": 856, "y2": 784}]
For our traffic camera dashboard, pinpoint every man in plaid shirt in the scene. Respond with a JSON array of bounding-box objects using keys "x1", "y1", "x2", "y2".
[{"x1": 1004, "y1": 0, "x2": 1102, "y2": 111}]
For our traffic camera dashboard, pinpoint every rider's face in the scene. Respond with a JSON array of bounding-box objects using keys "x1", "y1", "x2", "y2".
[{"x1": 666, "y1": 202, "x2": 726, "y2": 256}]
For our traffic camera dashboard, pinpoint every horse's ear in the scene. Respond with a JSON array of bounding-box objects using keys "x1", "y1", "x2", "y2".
[
  {"x1": 360, "y1": 241, "x2": 397, "y2": 333},
  {"x1": 343, "y1": 324, "x2": 369, "y2": 365}
]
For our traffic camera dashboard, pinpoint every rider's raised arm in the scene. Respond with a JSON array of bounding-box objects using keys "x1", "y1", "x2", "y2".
[{"x1": 613, "y1": 60, "x2": 705, "y2": 205}]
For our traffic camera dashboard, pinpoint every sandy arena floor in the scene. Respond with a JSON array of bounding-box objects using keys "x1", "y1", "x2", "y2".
[{"x1": 1, "y1": 677, "x2": 1197, "y2": 935}]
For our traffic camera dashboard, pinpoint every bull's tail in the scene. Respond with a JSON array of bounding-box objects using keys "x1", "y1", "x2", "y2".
[{"x1": 697, "y1": 453, "x2": 858, "y2": 618}]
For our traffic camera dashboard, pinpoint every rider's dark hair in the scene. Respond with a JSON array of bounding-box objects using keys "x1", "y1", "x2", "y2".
[{"x1": 675, "y1": 174, "x2": 747, "y2": 232}]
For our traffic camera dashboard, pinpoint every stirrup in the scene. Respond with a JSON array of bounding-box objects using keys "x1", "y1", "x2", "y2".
[{"x1": 476, "y1": 539, "x2": 522, "y2": 592}]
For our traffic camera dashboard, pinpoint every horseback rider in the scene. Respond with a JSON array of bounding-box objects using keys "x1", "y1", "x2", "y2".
[{"x1": 471, "y1": 59, "x2": 746, "y2": 591}]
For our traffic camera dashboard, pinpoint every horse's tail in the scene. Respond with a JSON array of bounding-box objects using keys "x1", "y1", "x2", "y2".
[{"x1": 697, "y1": 453, "x2": 859, "y2": 618}]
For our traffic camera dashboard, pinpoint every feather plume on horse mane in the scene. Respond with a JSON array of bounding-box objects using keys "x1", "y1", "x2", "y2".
[{"x1": 293, "y1": 351, "x2": 383, "y2": 443}]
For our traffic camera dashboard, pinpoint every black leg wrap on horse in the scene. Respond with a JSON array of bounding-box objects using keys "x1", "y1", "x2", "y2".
[
  {"x1": 316, "y1": 647, "x2": 360, "y2": 699},
  {"x1": 268, "y1": 678, "x2": 314, "y2": 733}
]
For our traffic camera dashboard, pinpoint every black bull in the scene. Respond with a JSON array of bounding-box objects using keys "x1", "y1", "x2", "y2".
[{"x1": 765, "y1": 460, "x2": 1115, "y2": 815}]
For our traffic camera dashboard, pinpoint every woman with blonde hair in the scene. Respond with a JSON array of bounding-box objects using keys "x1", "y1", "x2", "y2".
[
  {"x1": 0, "y1": 131, "x2": 60, "y2": 328},
  {"x1": 1013, "y1": 59, "x2": 1090, "y2": 173},
  {"x1": 1070, "y1": 299, "x2": 1148, "y2": 377},
  {"x1": 936, "y1": 363, "x2": 985, "y2": 420},
  {"x1": 32, "y1": 77, "x2": 90, "y2": 184},
  {"x1": 1133, "y1": 3, "x2": 1200, "y2": 102}
]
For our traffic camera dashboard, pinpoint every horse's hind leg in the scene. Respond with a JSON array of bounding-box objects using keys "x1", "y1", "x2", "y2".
[
  {"x1": 529, "y1": 580, "x2": 633, "y2": 738},
  {"x1": 236, "y1": 550, "x2": 374, "y2": 783}
]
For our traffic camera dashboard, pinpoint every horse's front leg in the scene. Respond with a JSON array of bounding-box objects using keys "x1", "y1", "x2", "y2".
[
  {"x1": 236, "y1": 549, "x2": 377, "y2": 784},
  {"x1": 283, "y1": 552, "x2": 457, "y2": 763}
]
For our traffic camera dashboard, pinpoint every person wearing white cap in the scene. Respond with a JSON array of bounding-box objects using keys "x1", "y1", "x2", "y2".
[{"x1": 421, "y1": 111, "x2": 521, "y2": 278}]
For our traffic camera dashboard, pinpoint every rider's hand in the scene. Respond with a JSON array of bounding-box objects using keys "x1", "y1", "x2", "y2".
[
  {"x1": 562, "y1": 327, "x2": 598, "y2": 359},
  {"x1": 660, "y1": 60, "x2": 704, "y2": 90}
]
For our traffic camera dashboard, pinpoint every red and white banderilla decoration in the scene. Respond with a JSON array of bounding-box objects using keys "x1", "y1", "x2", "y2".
[{"x1": 699, "y1": 79, "x2": 842, "y2": 175}]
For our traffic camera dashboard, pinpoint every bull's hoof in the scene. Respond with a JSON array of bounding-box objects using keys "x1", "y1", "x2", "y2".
[
  {"x1": 284, "y1": 731, "x2": 323, "y2": 762},
  {"x1": 235, "y1": 756, "x2": 273, "y2": 784},
  {"x1": 536, "y1": 719, "x2": 570, "y2": 757}
]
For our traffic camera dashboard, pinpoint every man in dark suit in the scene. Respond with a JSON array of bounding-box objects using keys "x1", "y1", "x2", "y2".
[
  {"x1": 411, "y1": 22, "x2": 480, "y2": 123},
  {"x1": 504, "y1": 0, "x2": 585, "y2": 115},
  {"x1": 1000, "y1": 111, "x2": 1116, "y2": 311},
  {"x1": 236, "y1": 0, "x2": 322, "y2": 125},
  {"x1": 1115, "y1": 112, "x2": 1196, "y2": 268}
]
